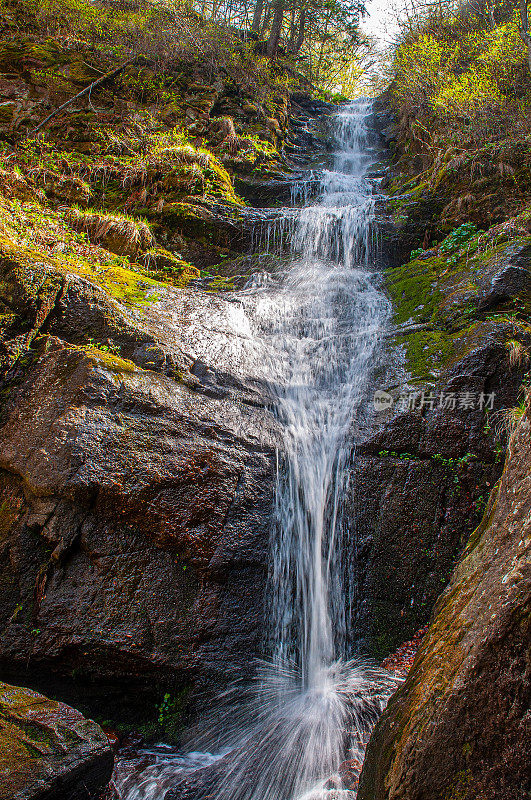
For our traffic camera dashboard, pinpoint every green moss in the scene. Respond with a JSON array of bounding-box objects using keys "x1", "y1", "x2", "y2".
[
  {"x1": 387, "y1": 255, "x2": 447, "y2": 325},
  {"x1": 140, "y1": 248, "x2": 199, "y2": 287},
  {"x1": 204, "y1": 159, "x2": 241, "y2": 204},
  {"x1": 87, "y1": 263, "x2": 162, "y2": 306},
  {"x1": 82, "y1": 346, "x2": 137, "y2": 373},
  {"x1": 443, "y1": 768, "x2": 474, "y2": 800},
  {"x1": 386, "y1": 218, "x2": 531, "y2": 380},
  {"x1": 0, "y1": 38, "x2": 67, "y2": 71},
  {"x1": 393, "y1": 328, "x2": 454, "y2": 380},
  {"x1": 206, "y1": 275, "x2": 235, "y2": 292}
]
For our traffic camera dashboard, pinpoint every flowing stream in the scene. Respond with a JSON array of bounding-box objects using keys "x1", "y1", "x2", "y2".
[{"x1": 113, "y1": 100, "x2": 397, "y2": 800}]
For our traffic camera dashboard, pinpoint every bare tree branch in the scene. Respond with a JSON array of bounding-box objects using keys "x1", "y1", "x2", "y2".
[{"x1": 24, "y1": 56, "x2": 141, "y2": 141}]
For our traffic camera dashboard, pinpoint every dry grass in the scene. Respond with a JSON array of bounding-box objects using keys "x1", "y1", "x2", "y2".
[
  {"x1": 159, "y1": 145, "x2": 211, "y2": 169},
  {"x1": 494, "y1": 403, "x2": 527, "y2": 437},
  {"x1": 65, "y1": 207, "x2": 153, "y2": 255},
  {"x1": 493, "y1": 386, "x2": 531, "y2": 438},
  {"x1": 0, "y1": 167, "x2": 40, "y2": 201},
  {"x1": 505, "y1": 339, "x2": 530, "y2": 369}
]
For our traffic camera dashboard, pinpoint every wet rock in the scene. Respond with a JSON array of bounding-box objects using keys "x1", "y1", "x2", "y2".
[
  {"x1": 358, "y1": 400, "x2": 531, "y2": 800},
  {"x1": 0, "y1": 241, "x2": 64, "y2": 373},
  {"x1": 349, "y1": 326, "x2": 522, "y2": 657},
  {"x1": 234, "y1": 174, "x2": 294, "y2": 206},
  {"x1": 0, "y1": 265, "x2": 279, "y2": 719},
  {"x1": 0, "y1": 680, "x2": 113, "y2": 800},
  {"x1": 478, "y1": 243, "x2": 531, "y2": 310}
]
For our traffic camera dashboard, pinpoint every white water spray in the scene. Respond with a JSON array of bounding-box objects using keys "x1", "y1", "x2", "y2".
[{"x1": 113, "y1": 100, "x2": 397, "y2": 800}]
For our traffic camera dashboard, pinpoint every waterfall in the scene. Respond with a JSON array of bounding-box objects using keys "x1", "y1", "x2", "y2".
[
  {"x1": 113, "y1": 100, "x2": 397, "y2": 800},
  {"x1": 262, "y1": 101, "x2": 389, "y2": 681}
]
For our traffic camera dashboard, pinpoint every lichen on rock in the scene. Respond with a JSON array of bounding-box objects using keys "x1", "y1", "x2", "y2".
[{"x1": 0, "y1": 680, "x2": 113, "y2": 800}]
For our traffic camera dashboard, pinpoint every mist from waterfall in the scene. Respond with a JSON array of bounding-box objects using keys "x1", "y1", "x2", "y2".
[{"x1": 113, "y1": 100, "x2": 397, "y2": 800}]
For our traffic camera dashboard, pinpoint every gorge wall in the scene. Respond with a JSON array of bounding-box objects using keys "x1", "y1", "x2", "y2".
[
  {"x1": 0, "y1": 8, "x2": 530, "y2": 798},
  {"x1": 0, "y1": 23, "x2": 338, "y2": 739},
  {"x1": 356, "y1": 27, "x2": 531, "y2": 793},
  {"x1": 358, "y1": 395, "x2": 531, "y2": 800}
]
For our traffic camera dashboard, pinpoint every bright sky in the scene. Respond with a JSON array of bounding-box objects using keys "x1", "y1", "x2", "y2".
[{"x1": 361, "y1": 0, "x2": 403, "y2": 46}]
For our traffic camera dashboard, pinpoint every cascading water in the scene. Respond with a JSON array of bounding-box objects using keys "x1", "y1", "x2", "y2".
[{"x1": 113, "y1": 100, "x2": 397, "y2": 800}]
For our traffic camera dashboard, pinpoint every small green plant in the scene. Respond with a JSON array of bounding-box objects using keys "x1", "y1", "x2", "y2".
[
  {"x1": 439, "y1": 224, "x2": 478, "y2": 264},
  {"x1": 157, "y1": 693, "x2": 176, "y2": 725},
  {"x1": 378, "y1": 450, "x2": 416, "y2": 460},
  {"x1": 85, "y1": 337, "x2": 120, "y2": 355}
]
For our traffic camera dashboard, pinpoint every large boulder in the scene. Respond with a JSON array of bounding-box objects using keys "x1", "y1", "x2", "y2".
[
  {"x1": 0, "y1": 681, "x2": 113, "y2": 800},
  {"x1": 358, "y1": 399, "x2": 531, "y2": 800},
  {"x1": 347, "y1": 324, "x2": 522, "y2": 657},
  {"x1": 0, "y1": 266, "x2": 279, "y2": 724}
]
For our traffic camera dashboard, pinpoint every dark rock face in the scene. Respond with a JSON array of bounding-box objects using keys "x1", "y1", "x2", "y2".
[
  {"x1": 477, "y1": 243, "x2": 531, "y2": 310},
  {"x1": 353, "y1": 163, "x2": 531, "y2": 658},
  {"x1": 358, "y1": 401, "x2": 531, "y2": 800},
  {"x1": 0, "y1": 680, "x2": 113, "y2": 800},
  {"x1": 348, "y1": 331, "x2": 523, "y2": 657},
  {"x1": 0, "y1": 271, "x2": 279, "y2": 719}
]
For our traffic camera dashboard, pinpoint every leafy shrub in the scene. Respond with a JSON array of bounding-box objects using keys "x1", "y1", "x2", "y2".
[{"x1": 393, "y1": 9, "x2": 531, "y2": 142}]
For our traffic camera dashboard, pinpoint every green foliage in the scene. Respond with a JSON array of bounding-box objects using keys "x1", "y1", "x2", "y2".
[
  {"x1": 394, "y1": 9, "x2": 529, "y2": 122},
  {"x1": 439, "y1": 223, "x2": 478, "y2": 266},
  {"x1": 390, "y1": 5, "x2": 531, "y2": 227},
  {"x1": 152, "y1": 688, "x2": 190, "y2": 743},
  {"x1": 377, "y1": 451, "x2": 478, "y2": 498},
  {"x1": 157, "y1": 692, "x2": 176, "y2": 725}
]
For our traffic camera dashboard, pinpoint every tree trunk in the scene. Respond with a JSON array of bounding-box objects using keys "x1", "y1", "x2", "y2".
[
  {"x1": 292, "y1": 6, "x2": 306, "y2": 53},
  {"x1": 251, "y1": 0, "x2": 264, "y2": 32},
  {"x1": 520, "y1": 0, "x2": 531, "y2": 72},
  {"x1": 267, "y1": 0, "x2": 285, "y2": 58},
  {"x1": 288, "y1": 7, "x2": 297, "y2": 48},
  {"x1": 261, "y1": 2, "x2": 272, "y2": 36}
]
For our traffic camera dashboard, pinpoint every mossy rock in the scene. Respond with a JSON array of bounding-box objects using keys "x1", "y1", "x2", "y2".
[
  {"x1": 0, "y1": 38, "x2": 66, "y2": 71},
  {"x1": 139, "y1": 248, "x2": 199, "y2": 287},
  {"x1": 0, "y1": 235, "x2": 64, "y2": 372},
  {"x1": 162, "y1": 165, "x2": 204, "y2": 194},
  {"x1": 82, "y1": 346, "x2": 137, "y2": 374},
  {"x1": 0, "y1": 680, "x2": 113, "y2": 799},
  {"x1": 386, "y1": 254, "x2": 446, "y2": 326},
  {"x1": 0, "y1": 102, "x2": 16, "y2": 127}
]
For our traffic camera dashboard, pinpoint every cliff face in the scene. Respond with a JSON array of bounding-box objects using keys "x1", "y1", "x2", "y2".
[
  {"x1": 355, "y1": 97, "x2": 530, "y2": 797},
  {"x1": 0, "y1": 22, "x2": 335, "y2": 735},
  {"x1": 0, "y1": 269, "x2": 279, "y2": 721},
  {"x1": 340, "y1": 107, "x2": 530, "y2": 658},
  {"x1": 358, "y1": 399, "x2": 531, "y2": 800}
]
